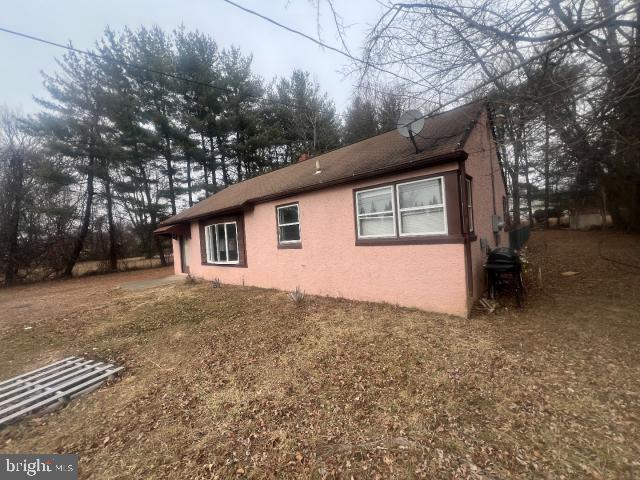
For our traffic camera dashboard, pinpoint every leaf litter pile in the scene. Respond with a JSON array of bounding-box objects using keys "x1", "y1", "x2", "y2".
[{"x1": 1, "y1": 230, "x2": 639, "y2": 479}]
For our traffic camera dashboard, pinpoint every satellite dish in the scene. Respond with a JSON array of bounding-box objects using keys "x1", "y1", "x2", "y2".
[
  {"x1": 397, "y1": 110, "x2": 425, "y2": 138},
  {"x1": 397, "y1": 110, "x2": 424, "y2": 153}
]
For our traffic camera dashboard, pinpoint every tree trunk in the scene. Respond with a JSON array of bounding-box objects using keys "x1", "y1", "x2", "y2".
[
  {"x1": 186, "y1": 152, "x2": 193, "y2": 207},
  {"x1": 103, "y1": 175, "x2": 118, "y2": 272},
  {"x1": 511, "y1": 172, "x2": 520, "y2": 227},
  {"x1": 510, "y1": 134, "x2": 522, "y2": 227},
  {"x1": 63, "y1": 156, "x2": 95, "y2": 277},
  {"x1": 207, "y1": 135, "x2": 218, "y2": 190},
  {"x1": 236, "y1": 130, "x2": 243, "y2": 182},
  {"x1": 201, "y1": 134, "x2": 209, "y2": 197},
  {"x1": 183, "y1": 127, "x2": 193, "y2": 207},
  {"x1": 137, "y1": 153, "x2": 166, "y2": 266},
  {"x1": 4, "y1": 151, "x2": 25, "y2": 285},
  {"x1": 522, "y1": 130, "x2": 533, "y2": 226},
  {"x1": 165, "y1": 136, "x2": 176, "y2": 216},
  {"x1": 600, "y1": 183, "x2": 608, "y2": 230},
  {"x1": 216, "y1": 135, "x2": 230, "y2": 186},
  {"x1": 154, "y1": 236, "x2": 166, "y2": 266},
  {"x1": 543, "y1": 118, "x2": 551, "y2": 229}
]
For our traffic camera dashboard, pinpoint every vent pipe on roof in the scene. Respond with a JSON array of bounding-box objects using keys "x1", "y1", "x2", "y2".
[{"x1": 314, "y1": 158, "x2": 322, "y2": 175}]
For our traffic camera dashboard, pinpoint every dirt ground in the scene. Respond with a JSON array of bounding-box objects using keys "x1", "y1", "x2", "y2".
[
  {"x1": 0, "y1": 267, "x2": 173, "y2": 335},
  {"x1": 0, "y1": 230, "x2": 638, "y2": 479}
]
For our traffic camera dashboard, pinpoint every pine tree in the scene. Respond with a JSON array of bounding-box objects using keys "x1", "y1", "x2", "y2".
[
  {"x1": 343, "y1": 96, "x2": 378, "y2": 144},
  {"x1": 32, "y1": 49, "x2": 112, "y2": 276}
]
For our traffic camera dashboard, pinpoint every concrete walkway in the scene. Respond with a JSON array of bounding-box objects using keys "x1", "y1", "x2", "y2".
[{"x1": 120, "y1": 275, "x2": 183, "y2": 291}]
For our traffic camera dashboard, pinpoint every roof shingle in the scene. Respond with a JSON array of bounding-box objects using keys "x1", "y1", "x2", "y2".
[{"x1": 160, "y1": 102, "x2": 484, "y2": 226}]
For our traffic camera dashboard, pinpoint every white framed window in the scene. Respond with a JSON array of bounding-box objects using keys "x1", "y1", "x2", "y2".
[
  {"x1": 466, "y1": 177, "x2": 474, "y2": 233},
  {"x1": 277, "y1": 203, "x2": 301, "y2": 244},
  {"x1": 204, "y1": 221, "x2": 239, "y2": 264},
  {"x1": 355, "y1": 186, "x2": 396, "y2": 238},
  {"x1": 396, "y1": 177, "x2": 447, "y2": 236}
]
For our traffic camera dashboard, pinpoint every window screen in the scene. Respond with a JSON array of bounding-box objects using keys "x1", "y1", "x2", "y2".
[
  {"x1": 356, "y1": 186, "x2": 396, "y2": 237},
  {"x1": 396, "y1": 178, "x2": 446, "y2": 235}
]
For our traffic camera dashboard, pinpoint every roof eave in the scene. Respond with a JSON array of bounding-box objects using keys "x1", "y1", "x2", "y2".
[
  {"x1": 159, "y1": 150, "x2": 467, "y2": 226},
  {"x1": 251, "y1": 149, "x2": 468, "y2": 205},
  {"x1": 153, "y1": 223, "x2": 191, "y2": 237}
]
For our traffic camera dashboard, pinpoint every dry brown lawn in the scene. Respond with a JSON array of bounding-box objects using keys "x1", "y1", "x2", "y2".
[{"x1": 0, "y1": 230, "x2": 638, "y2": 479}]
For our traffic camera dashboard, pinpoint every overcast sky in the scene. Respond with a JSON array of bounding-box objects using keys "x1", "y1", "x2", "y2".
[{"x1": 0, "y1": 0, "x2": 383, "y2": 114}]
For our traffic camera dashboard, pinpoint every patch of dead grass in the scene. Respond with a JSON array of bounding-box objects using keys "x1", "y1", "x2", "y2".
[{"x1": 0, "y1": 231, "x2": 639, "y2": 479}]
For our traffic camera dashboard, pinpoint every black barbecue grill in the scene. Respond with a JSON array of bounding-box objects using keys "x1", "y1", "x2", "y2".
[{"x1": 484, "y1": 247, "x2": 525, "y2": 307}]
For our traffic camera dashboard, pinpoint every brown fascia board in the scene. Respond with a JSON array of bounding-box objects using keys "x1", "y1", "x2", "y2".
[
  {"x1": 161, "y1": 150, "x2": 468, "y2": 226},
  {"x1": 251, "y1": 150, "x2": 468, "y2": 204}
]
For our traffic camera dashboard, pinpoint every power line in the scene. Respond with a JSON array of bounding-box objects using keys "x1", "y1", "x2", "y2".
[
  {"x1": 223, "y1": 0, "x2": 358, "y2": 62},
  {"x1": 221, "y1": 0, "x2": 439, "y2": 92},
  {"x1": 0, "y1": 25, "x2": 345, "y2": 118},
  {"x1": 4, "y1": 0, "x2": 632, "y2": 136},
  {"x1": 222, "y1": 0, "x2": 640, "y2": 128}
]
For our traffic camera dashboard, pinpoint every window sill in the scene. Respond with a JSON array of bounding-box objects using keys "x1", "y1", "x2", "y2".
[
  {"x1": 355, "y1": 234, "x2": 467, "y2": 246},
  {"x1": 201, "y1": 261, "x2": 247, "y2": 268},
  {"x1": 278, "y1": 242, "x2": 302, "y2": 249}
]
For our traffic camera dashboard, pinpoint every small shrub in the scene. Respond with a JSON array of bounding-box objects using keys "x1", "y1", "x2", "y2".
[
  {"x1": 211, "y1": 277, "x2": 221, "y2": 289},
  {"x1": 288, "y1": 286, "x2": 305, "y2": 304}
]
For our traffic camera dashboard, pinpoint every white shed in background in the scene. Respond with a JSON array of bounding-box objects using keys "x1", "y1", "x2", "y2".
[{"x1": 570, "y1": 208, "x2": 612, "y2": 230}]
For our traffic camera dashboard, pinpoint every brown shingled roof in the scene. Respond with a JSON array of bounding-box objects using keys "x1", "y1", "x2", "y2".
[{"x1": 160, "y1": 102, "x2": 484, "y2": 226}]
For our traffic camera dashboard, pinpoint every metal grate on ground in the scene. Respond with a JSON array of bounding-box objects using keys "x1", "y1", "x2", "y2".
[{"x1": 0, "y1": 357, "x2": 123, "y2": 426}]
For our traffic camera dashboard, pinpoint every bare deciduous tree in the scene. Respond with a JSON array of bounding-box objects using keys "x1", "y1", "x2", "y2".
[{"x1": 326, "y1": 0, "x2": 640, "y2": 229}]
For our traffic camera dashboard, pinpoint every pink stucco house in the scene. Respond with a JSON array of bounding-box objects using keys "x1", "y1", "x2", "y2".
[{"x1": 155, "y1": 102, "x2": 508, "y2": 317}]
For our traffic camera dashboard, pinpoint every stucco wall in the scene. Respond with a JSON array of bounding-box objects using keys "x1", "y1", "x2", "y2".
[
  {"x1": 173, "y1": 163, "x2": 469, "y2": 317},
  {"x1": 464, "y1": 111, "x2": 508, "y2": 304}
]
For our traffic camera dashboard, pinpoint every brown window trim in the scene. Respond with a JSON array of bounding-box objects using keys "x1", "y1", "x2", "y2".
[
  {"x1": 463, "y1": 174, "x2": 475, "y2": 234},
  {"x1": 352, "y1": 170, "x2": 462, "y2": 246},
  {"x1": 278, "y1": 243, "x2": 302, "y2": 249},
  {"x1": 199, "y1": 213, "x2": 248, "y2": 268},
  {"x1": 357, "y1": 234, "x2": 464, "y2": 246},
  {"x1": 275, "y1": 201, "x2": 302, "y2": 249}
]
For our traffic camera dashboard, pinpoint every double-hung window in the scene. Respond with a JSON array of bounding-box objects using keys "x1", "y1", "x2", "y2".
[
  {"x1": 355, "y1": 176, "x2": 447, "y2": 239},
  {"x1": 205, "y1": 221, "x2": 239, "y2": 264},
  {"x1": 396, "y1": 178, "x2": 447, "y2": 235},
  {"x1": 356, "y1": 186, "x2": 396, "y2": 238},
  {"x1": 277, "y1": 203, "x2": 301, "y2": 244}
]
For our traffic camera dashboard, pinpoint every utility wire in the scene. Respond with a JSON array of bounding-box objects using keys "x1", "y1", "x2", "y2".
[
  {"x1": 223, "y1": 0, "x2": 640, "y2": 128},
  {"x1": 0, "y1": 25, "x2": 345, "y2": 117},
  {"x1": 221, "y1": 0, "x2": 439, "y2": 91},
  {"x1": 3, "y1": 0, "x2": 634, "y2": 133},
  {"x1": 222, "y1": 0, "x2": 357, "y2": 62}
]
